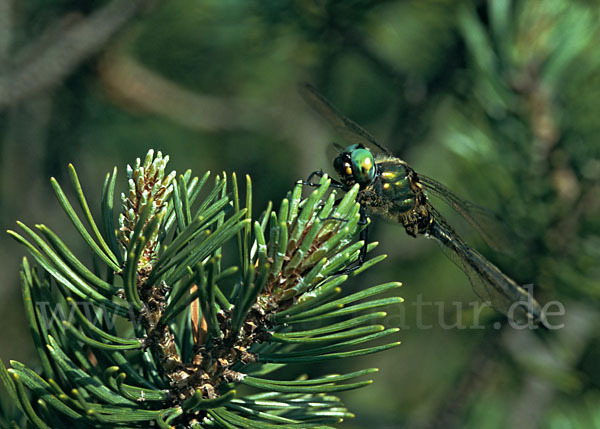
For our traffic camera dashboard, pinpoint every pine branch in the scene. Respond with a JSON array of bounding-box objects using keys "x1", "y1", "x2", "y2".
[{"x1": 1, "y1": 149, "x2": 403, "y2": 428}]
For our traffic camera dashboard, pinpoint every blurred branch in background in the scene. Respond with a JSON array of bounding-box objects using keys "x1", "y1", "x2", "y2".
[
  {"x1": 0, "y1": 0, "x2": 149, "y2": 111},
  {"x1": 332, "y1": 18, "x2": 461, "y2": 156},
  {"x1": 505, "y1": 303, "x2": 598, "y2": 428},
  {"x1": 100, "y1": 51, "x2": 254, "y2": 132},
  {"x1": 0, "y1": 0, "x2": 13, "y2": 61},
  {"x1": 429, "y1": 330, "x2": 501, "y2": 429},
  {"x1": 97, "y1": 47, "x2": 337, "y2": 179},
  {"x1": 99, "y1": 50, "x2": 289, "y2": 133}
]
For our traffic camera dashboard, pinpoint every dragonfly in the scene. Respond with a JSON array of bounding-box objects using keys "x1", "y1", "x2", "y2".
[{"x1": 299, "y1": 83, "x2": 545, "y2": 324}]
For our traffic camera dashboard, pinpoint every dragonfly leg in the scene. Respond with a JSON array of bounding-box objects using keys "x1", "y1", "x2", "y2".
[
  {"x1": 306, "y1": 169, "x2": 325, "y2": 184},
  {"x1": 301, "y1": 170, "x2": 345, "y2": 189},
  {"x1": 318, "y1": 197, "x2": 347, "y2": 222}
]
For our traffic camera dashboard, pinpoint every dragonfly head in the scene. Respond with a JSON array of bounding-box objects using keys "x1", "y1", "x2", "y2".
[{"x1": 333, "y1": 144, "x2": 376, "y2": 189}]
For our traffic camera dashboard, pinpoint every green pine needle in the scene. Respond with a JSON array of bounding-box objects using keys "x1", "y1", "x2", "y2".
[{"x1": 0, "y1": 150, "x2": 403, "y2": 428}]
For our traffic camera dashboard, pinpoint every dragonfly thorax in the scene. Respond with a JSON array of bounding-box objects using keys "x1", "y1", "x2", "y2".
[{"x1": 354, "y1": 157, "x2": 432, "y2": 236}]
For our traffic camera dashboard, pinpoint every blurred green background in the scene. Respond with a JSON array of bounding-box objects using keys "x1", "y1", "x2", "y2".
[{"x1": 1, "y1": 0, "x2": 600, "y2": 427}]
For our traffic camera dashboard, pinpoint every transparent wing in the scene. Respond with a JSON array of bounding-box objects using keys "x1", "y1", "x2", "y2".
[
  {"x1": 326, "y1": 142, "x2": 346, "y2": 160},
  {"x1": 418, "y1": 174, "x2": 511, "y2": 253},
  {"x1": 426, "y1": 204, "x2": 543, "y2": 323},
  {"x1": 299, "y1": 83, "x2": 393, "y2": 156}
]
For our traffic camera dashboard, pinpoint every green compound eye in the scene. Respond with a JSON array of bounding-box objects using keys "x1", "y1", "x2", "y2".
[{"x1": 349, "y1": 145, "x2": 375, "y2": 186}]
